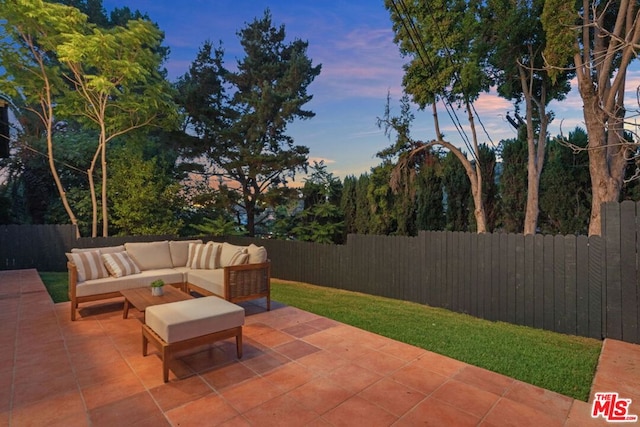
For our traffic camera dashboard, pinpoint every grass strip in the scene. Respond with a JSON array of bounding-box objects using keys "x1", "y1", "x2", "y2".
[
  {"x1": 271, "y1": 280, "x2": 601, "y2": 402},
  {"x1": 38, "y1": 272, "x2": 600, "y2": 401},
  {"x1": 39, "y1": 272, "x2": 68, "y2": 304}
]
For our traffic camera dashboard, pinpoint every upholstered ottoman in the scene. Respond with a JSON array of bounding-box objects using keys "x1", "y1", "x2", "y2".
[{"x1": 142, "y1": 296, "x2": 245, "y2": 382}]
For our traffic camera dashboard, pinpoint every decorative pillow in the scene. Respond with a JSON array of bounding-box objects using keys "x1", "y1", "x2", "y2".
[
  {"x1": 247, "y1": 244, "x2": 268, "y2": 264},
  {"x1": 227, "y1": 252, "x2": 249, "y2": 266},
  {"x1": 169, "y1": 239, "x2": 203, "y2": 267},
  {"x1": 219, "y1": 242, "x2": 248, "y2": 267},
  {"x1": 187, "y1": 242, "x2": 220, "y2": 269},
  {"x1": 66, "y1": 250, "x2": 109, "y2": 282},
  {"x1": 101, "y1": 252, "x2": 141, "y2": 278},
  {"x1": 124, "y1": 241, "x2": 173, "y2": 270}
]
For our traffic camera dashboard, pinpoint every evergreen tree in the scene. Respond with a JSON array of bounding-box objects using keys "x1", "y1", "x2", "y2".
[
  {"x1": 415, "y1": 153, "x2": 444, "y2": 231},
  {"x1": 174, "y1": 10, "x2": 321, "y2": 236},
  {"x1": 499, "y1": 137, "x2": 528, "y2": 232},
  {"x1": 477, "y1": 144, "x2": 499, "y2": 232},
  {"x1": 539, "y1": 128, "x2": 590, "y2": 234},
  {"x1": 355, "y1": 173, "x2": 371, "y2": 234},
  {"x1": 340, "y1": 175, "x2": 358, "y2": 239},
  {"x1": 441, "y1": 151, "x2": 471, "y2": 231},
  {"x1": 292, "y1": 162, "x2": 344, "y2": 244}
]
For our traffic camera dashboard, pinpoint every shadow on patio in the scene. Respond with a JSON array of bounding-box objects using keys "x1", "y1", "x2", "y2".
[{"x1": 2, "y1": 269, "x2": 635, "y2": 426}]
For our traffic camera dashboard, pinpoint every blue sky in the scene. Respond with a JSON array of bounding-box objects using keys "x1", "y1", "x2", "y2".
[{"x1": 102, "y1": 0, "x2": 639, "y2": 180}]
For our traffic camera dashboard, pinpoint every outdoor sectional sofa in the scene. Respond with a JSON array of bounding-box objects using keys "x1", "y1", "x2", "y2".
[{"x1": 67, "y1": 239, "x2": 270, "y2": 320}]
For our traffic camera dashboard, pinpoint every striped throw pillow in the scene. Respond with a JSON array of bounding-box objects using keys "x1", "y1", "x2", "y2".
[
  {"x1": 187, "y1": 242, "x2": 220, "y2": 269},
  {"x1": 66, "y1": 250, "x2": 109, "y2": 282},
  {"x1": 101, "y1": 252, "x2": 141, "y2": 278},
  {"x1": 219, "y1": 242, "x2": 249, "y2": 267}
]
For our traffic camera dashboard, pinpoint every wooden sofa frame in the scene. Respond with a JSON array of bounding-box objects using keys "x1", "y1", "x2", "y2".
[{"x1": 186, "y1": 261, "x2": 271, "y2": 311}]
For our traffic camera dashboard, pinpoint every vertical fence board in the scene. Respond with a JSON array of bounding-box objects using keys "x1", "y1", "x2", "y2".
[
  {"x1": 565, "y1": 235, "x2": 577, "y2": 335},
  {"x1": 543, "y1": 235, "x2": 555, "y2": 330},
  {"x1": 620, "y1": 201, "x2": 638, "y2": 343},
  {"x1": 462, "y1": 232, "x2": 472, "y2": 315},
  {"x1": 534, "y1": 235, "x2": 545, "y2": 329},
  {"x1": 481, "y1": 233, "x2": 492, "y2": 319},
  {"x1": 507, "y1": 233, "x2": 517, "y2": 323},
  {"x1": 576, "y1": 235, "x2": 590, "y2": 337},
  {"x1": 604, "y1": 202, "x2": 623, "y2": 339},
  {"x1": 514, "y1": 234, "x2": 525, "y2": 326},
  {"x1": 523, "y1": 234, "x2": 535, "y2": 327},
  {"x1": 468, "y1": 233, "x2": 478, "y2": 316},
  {"x1": 588, "y1": 235, "x2": 605, "y2": 339},
  {"x1": 489, "y1": 234, "x2": 501, "y2": 321},
  {"x1": 554, "y1": 235, "x2": 567, "y2": 333},
  {"x1": 447, "y1": 232, "x2": 456, "y2": 311}
]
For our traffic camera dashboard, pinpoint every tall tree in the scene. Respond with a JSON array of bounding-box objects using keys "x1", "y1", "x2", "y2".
[
  {"x1": 56, "y1": 18, "x2": 177, "y2": 237},
  {"x1": 543, "y1": 0, "x2": 640, "y2": 235},
  {"x1": 175, "y1": 10, "x2": 321, "y2": 236},
  {"x1": 483, "y1": 0, "x2": 571, "y2": 234},
  {"x1": 385, "y1": 0, "x2": 491, "y2": 233},
  {"x1": 0, "y1": 0, "x2": 87, "y2": 236}
]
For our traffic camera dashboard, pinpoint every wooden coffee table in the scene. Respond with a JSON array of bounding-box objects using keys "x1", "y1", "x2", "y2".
[{"x1": 121, "y1": 286, "x2": 194, "y2": 320}]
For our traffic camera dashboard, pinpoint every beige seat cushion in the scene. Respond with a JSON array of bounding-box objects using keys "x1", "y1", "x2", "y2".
[
  {"x1": 187, "y1": 269, "x2": 225, "y2": 296},
  {"x1": 145, "y1": 296, "x2": 245, "y2": 343}
]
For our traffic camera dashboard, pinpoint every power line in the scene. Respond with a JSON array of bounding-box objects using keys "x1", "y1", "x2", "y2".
[
  {"x1": 421, "y1": 0, "x2": 495, "y2": 147},
  {"x1": 391, "y1": 0, "x2": 473, "y2": 155}
]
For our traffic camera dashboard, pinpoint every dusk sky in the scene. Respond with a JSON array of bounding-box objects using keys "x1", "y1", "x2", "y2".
[{"x1": 102, "y1": 0, "x2": 639, "y2": 180}]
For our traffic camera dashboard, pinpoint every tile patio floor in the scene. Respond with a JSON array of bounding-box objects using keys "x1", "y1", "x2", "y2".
[{"x1": 1, "y1": 269, "x2": 638, "y2": 426}]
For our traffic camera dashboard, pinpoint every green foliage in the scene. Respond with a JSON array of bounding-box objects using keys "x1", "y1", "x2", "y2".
[
  {"x1": 340, "y1": 175, "x2": 358, "y2": 239},
  {"x1": 499, "y1": 137, "x2": 528, "y2": 232},
  {"x1": 368, "y1": 163, "x2": 401, "y2": 235},
  {"x1": 292, "y1": 162, "x2": 344, "y2": 244},
  {"x1": 108, "y1": 142, "x2": 183, "y2": 235},
  {"x1": 441, "y1": 151, "x2": 471, "y2": 231},
  {"x1": 174, "y1": 10, "x2": 321, "y2": 236},
  {"x1": 191, "y1": 216, "x2": 246, "y2": 237},
  {"x1": 272, "y1": 280, "x2": 601, "y2": 401},
  {"x1": 415, "y1": 159, "x2": 444, "y2": 231},
  {"x1": 477, "y1": 144, "x2": 499, "y2": 232},
  {"x1": 541, "y1": 0, "x2": 579, "y2": 83},
  {"x1": 385, "y1": 0, "x2": 490, "y2": 108},
  {"x1": 354, "y1": 173, "x2": 371, "y2": 234},
  {"x1": 539, "y1": 128, "x2": 590, "y2": 234}
]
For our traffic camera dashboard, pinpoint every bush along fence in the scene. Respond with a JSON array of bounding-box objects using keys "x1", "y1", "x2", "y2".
[{"x1": 1, "y1": 201, "x2": 638, "y2": 344}]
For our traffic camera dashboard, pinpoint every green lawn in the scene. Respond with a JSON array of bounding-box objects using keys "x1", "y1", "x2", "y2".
[{"x1": 39, "y1": 272, "x2": 601, "y2": 401}]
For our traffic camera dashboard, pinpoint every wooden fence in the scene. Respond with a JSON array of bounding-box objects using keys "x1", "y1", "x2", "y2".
[{"x1": 1, "y1": 201, "x2": 639, "y2": 344}]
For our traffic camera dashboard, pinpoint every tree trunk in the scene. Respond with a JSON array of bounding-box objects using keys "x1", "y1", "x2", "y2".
[
  {"x1": 519, "y1": 65, "x2": 548, "y2": 235},
  {"x1": 583, "y1": 91, "x2": 626, "y2": 236},
  {"x1": 47, "y1": 135, "x2": 80, "y2": 238},
  {"x1": 101, "y1": 132, "x2": 108, "y2": 237}
]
